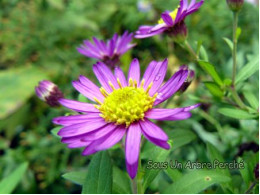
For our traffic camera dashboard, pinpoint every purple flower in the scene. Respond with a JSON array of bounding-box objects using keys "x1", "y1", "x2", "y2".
[
  {"x1": 53, "y1": 59, "x2": 199, "y2": 179},
  {"x1": 35, "y1": 80, "x2": 64, "y2": 107},
  {"x1": 135, "y1": 0, "x2": 204, "y2": 39},
  {"x1": 77, "y1": 31, "x2": 136, "y2": 68}
]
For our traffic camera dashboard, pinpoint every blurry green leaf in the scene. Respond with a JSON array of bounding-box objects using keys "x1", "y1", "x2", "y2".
[
  {"x1": 243, "y1": 91, "x2": 259, "y2": 110},
  {"x1": 82, "y1": 151, "x2": 112, "y2": 194},
  {"x1": 164, "y1": 170, "x2": 231, "y2": 194},
  {"x1": 142, "y1": 141, "x2": 172, "y2": 192},
  {"x1": 236, "y1": 27, "x2": 242, "y2": 40},
  {"x1": 199, "y1": 45, "x2": 209, "y2": 61},
  {"x1": 223, "y1": 37, "x2": 233, "y2": 51},
  {"x1": 165, "y1": 167, "x2": 183, "y2": 182},
  {"x1": 51, "y1": 126, "x2": 62, "y2": 138},
  {"x1": 112, "y1": 166, "x2": 131, "y2": 194},
  {"x1": 198, "y1": 61, "x2": 223, "y2": 86},
  {"x1": 236, "y1": 55, "x2": 259, "y2": 84},
  {"x1": 204, "y1": 82, "x2": 224, "y2": 98},
  {"x1": 207, "y1": 143, "x2": 230, "y2": 176},
  {"x1": 62, "y1": 171, "x2": 87, "y2": 185},
  {"x1": 0, "y1": 162, "x2": 28, "y2": 194},
  {"x1": 0, "y1": 66, "x2": 48, "y2": 119},
  {"x1": 237, "y1": 157, "x2": 250, "y2": 187},
  {"x1": 218, "y1": 108, "x2": 257, "y2": 119},
  {"x1": 196, "y1": 40, "x2": 203, "y2": 55}
]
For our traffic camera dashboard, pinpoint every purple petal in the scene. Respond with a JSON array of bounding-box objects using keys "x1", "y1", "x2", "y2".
[
  {"x1": 135, "y1": 25, "x2": 167, "y2": 39},
  {"x1": 53, "y1": 113, "x2": 101, "y2": 126},
  {"x1": 126, "y1": 160, "x2": 138, "y2": 179},
  {"x1": 67, "y1": 140, "x2": 92, "y2": 148},
  {"x1": 142, "y1": 130, "x2": 170, "y2": 150},
  {"x1": 142, "y1": 60, "x2": 157, "y2": 87},
  {"x1": 145, "y1": 108, "x2": 184, "y2": 120},
  {"x1": 114, "y1": 66, "x2": 127, "y2": 87},
  {"x1": 154, "y1": 70, "x2": 188, "y2": 105},
  {"x1": 59, "y1": 98, "x2": 99, "y2": 113},
  {"x1": 58, "y1": 118, "x2": 107, "y2": 137},
  {"x1": 183, "y1": 103, "x2": 200, "y2": 111},
  {"x1": 139, "y1": 119, "x2": 168, "y2": 141},
  {"x1": 161, "y1": 12, "x2": 174, "y2": 26},
  {"x1": 128, "y1": 58, "x2": 140, "y2": 85},
  {"x1": 125, "y1": 123, "x2": 141, "y2": 165}
]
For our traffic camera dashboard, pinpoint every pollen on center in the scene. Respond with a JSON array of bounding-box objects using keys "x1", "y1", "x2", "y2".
[{"x1": 95, "y1": 78, "x2": 157, "y2": 127}]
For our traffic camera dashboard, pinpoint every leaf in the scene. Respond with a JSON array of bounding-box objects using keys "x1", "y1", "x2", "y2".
[
  {"x1": 223, "y1": 37, "x2": 233, "y2": 51},
  {"x1": 82, "y1": 151, "x2": 112, "y2": 194},
  {"x1": 165, "y1": 167, "x2": 183, "y2": 182},
  {"x1": 218, "y1": 108, "x2": 257, "y2": 119},
  {"x1": 236, "y1": 27, "x2": 242, "y2": 40},
  {"x1": 199, "y1": 45, "x2": 209, "y2": 61},
  {"x1": 112, "y1": 166, "x2": 132, "y2": 194},
  {"x1": 0, "y1": 162, "x2": 28, "y2": 194},
  {"x1": 0, "y1": 66, "x2": 48, "y2": 119},
  {"x1": 163, "y1": 170, "x2": 231, "y2": 194},
  {"x1": 62, "y1": 171, "x2": 87, "y2": 185},
  {"x1": 243, "y1": 91, "x2": 259, "y2": 109},
  {"x1": 204, "y1": 82, "x2": 224, "y2": 98},
  {"x1": 51, "y1": 126, "x2": 62, "y2": 138},
  {"x1": 237, "y1": 157, "x2": 250, "y2": 187},
  {"x1": 198, "y1": 60, "x2": 223, "y2": 86},
  {"x1": 236, "y1": 55, "x2": 259, "y2": 84},
  {"x1": 142, "y1": 141, "x2": 172, "y2": 192}
]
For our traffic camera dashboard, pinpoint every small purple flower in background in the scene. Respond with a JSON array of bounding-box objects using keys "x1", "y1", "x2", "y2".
[
  {"x1": 53, "y1": 59, "x2": 199, "y2": 179},
  {"x1": 137, "y1": 0, "x2": 152, "y2": 12},
  {"x1": 226, "y1": 0, "x2": 244, "y2": 11},
  {"x1": 135, "y1": 0, "x2": 204, "y2": 41},
  {"x1": 77, "y1": 31, "x2": 136, "y2": 68},
  {"x1": 35, "y1": 80, "x2": 64, "y2": 107}
]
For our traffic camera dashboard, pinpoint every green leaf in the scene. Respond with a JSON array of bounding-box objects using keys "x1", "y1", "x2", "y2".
[
  {"x1": 243, "y1": 91, "x2": 259, "y2": 109},
  {"x1": 198, "y1": 60, "x2": 223, "y2": 86},
  {"x1": 199, "y1": 45, "x2": 209, "y2": 61},
  {"x1": 62, "y1": 171, "x2": 87, "y2": 185},
  {"x1": 236, "y1": 55, "x2": 259, "y2": 84},
  {"x1": 0, "y1": 66, "x2": 48, "y2": 119},
  {"x1": 218, "y1": 108, "x2": 257, "y2": 119},
  {"x1": 50, "y1": 126, "x2": 62, "y2": 138},
  {"x1": 0, "y1": 162, "x2": 28, "y2": 194},
  {"x1": 82, "y1": 151, "x2": 112, "y2": 194},
  {"x1": 164, "y1": 170, "x2": 231, "y2": 194},
  {"x1": 142, "y1": 141, "x2": 172, "y2": 192},
  {"x1": 223, "y1": 37, "x2": 233, "y2": 51},
  {"x1": 165, "y1": 167, "x2": 183, "y2": 182},
  {"x1": 112, "y1": 166, "x2": 132, "y2": 194},
  {"x1": 236, "y1": 27, "x2": 242, "y2": 40},
  {"x1": 237, "y1": 157, "x2": 250, "y2": 187},
  {"x1": 204, "y1": 82, "x2": 224, "y2": 98}
]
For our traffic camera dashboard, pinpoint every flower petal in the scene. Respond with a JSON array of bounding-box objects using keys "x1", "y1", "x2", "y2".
[
  {"x1": 59, "y1": 98, "x2": 99, "y2": 113},
  {"x1": 142, "y1": 130, "x2": 170, "y2": 150},
  {"x1": 114, "y1": 66, "x2": 127, "y2": 87},
  {"x1": 125, "y1": 123, "x2": 141, "y2": 165},
  {"x1": 161, "y1": 12, "x2": 174, "y2": 26},
  {"x1": 126, "y1": 160, "x2": 138, "y2": 179},
  {"x1": 139, "y1": 119, "x2": 168, "y2": 141},
  {"x1": 128, "y1": 58, "x2": 140, "y2": 85},
  {"x1": 145, "y1": 108, "x2": 184, "y2": 120}
]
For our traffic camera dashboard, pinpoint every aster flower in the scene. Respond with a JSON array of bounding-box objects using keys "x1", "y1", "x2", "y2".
[
  {"x1": 226, "y1": 0, "x2": 244, "y2": 11},
  {"x1": 53, "y1": 59, "x2": 199, "y2": 179},
  {"x1": 135, "y1": 0, "x2": 204, "y2": 41},
  {"x1": 35, "y1": 80, "x2": 64, "y2": 107},
  {"x1": 77, "y1": 31, "x2": 135, "y2": 68}
]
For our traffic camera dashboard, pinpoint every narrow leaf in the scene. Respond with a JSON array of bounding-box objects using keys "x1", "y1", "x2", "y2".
[
  {"x1": 112, "y1": 166, "x2": 132, "y2": 194},
  {"x1": 0, "y1": 162, "x2": 28, "y2": 194},
  {"x1": 51, "y1": 126, "x2": 62, "y2": 138},
  {"x1": 82, "y1": 151, "x2": 112, "y2": 194},
  {"x1": 236, "y1": 55, "x2": 259, "y2": 84},
  {"x1": 62, "y1": 171, "x2": 87, "y2": 185},
  {"x1": 218, "y1": 108, "x2": 257, "y2": 119},
  {"x1": 198, "y1": 60, "x2": 223, "y2": 86},
  {"x1": 199, "y1": 45, "x2": 209, "y2": 61},
  {"x1": 223, "y1": 37, "x2": 233, "y2": 51},
  {"x1": 204, "y1": 82, "x2": 224, "y2": 98},
  {"x1": 243, "y1": 91, "x2": 259, "y2": 109},
  {"x1": 164, "y1": 170, "x2": 231, "y2": 194}
]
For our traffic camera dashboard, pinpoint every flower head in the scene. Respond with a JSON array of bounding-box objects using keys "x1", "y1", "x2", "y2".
[
  {"x1": 77, "y1": 31, "x2": 136, "y2": 68},
  {"x1": 53, "y1": 59, "x2": 199, "y2": 179},
  {"x1": 135, "y1": 0, "x2": 204, "y2": 40},
  {"x1": 226, "y1": 0, "x2": 244, "y2": 12},
  {"x1": 35, "y1": 80, "x2": 64, "y2": 107},
  {"x1": 178, "y1": 65, "x2": 195, "y2": 93}
]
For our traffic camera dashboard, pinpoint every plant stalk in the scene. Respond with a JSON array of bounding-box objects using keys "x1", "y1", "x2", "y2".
[{"x1": 232, "y1": 11, "x2": 238, "y2": 86}]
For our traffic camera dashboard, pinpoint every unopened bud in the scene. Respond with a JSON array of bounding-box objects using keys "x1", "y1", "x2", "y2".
[
  {"x1": 178, "y1": 65, "x2": 195, "y2": 93},
  {"x1": 226, "y1": 0, "x2": 244, "y2": 12},
  {"x1": 35, "y1": 80, "x2": 63, "y2": 107}
]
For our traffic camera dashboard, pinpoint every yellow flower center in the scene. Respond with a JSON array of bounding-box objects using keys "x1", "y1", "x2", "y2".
[
  {"x1": 94, "y1": 79, "x2": 157, "y2": 127},
  {"x1": 158, "y1": 8, "x2": 179, "y2": 24}
]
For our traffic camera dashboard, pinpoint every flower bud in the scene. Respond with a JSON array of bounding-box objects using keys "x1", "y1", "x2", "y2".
[
  {"x1": 166, "y1": 22, "x2": 188, "y2": 43},
  {"x1": 35, "y1": 80, "x2": 63, "y2": 107},
  {"x1": 178, "y1": 65, "x2": 195, "y2": 93},
  {"x1": 226, "y1": 0, "x2": 244, "y2": 12}
]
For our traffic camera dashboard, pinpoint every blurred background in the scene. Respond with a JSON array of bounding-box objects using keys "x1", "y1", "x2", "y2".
[{"x1": 0, "y1": 0, "x2": 259, "y2": 193}]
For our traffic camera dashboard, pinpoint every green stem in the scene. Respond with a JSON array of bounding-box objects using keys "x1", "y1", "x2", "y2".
[
  {"x1": 232, "y1": 11, "x2": 238, "y2": 86},
  {"x1": 184, "y1": 40, "x2": 198, "y2": 60},
  {"x1": 131, "y1": 178, "x2": 137, "y2": 194},
  {"x1": 137, "y1": 157, "x2": 143, "y2": 194},
  {"x1": 229, "y1": 86, "x2": 247, "y2": 110}
]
